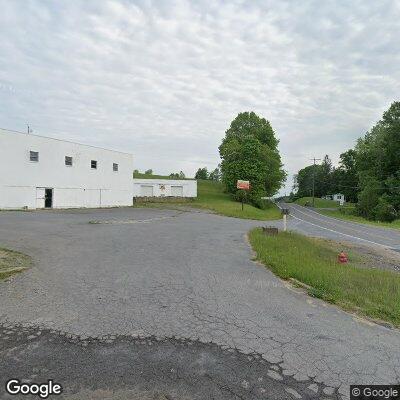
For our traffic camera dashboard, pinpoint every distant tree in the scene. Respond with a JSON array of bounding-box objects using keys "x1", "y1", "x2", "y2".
[
  {"x1": 316, "y1": 155, "x2": 333, "y2": 196},
  {"x1": 169, "y1": 171, "x2": 185, "y2": 179},
  {"x1": 294, "y1": 165, "x2": 319, "y2": 198},
  {"x1": 195, "y1": 167, "x2": 208, "y2": 180},
  {"x1": 209, "y1": 166, "x2": 221, "y2": 181},
  {"x1": 133, "y1": 169, "x2": 139, "y2": 174},
  {"x1": 330, "y1": 149, "x2": 359, "y2": 202},
  {"x1": 144, "y1": 169, "x2": 153, "y2": 175},
  {"x1": 219, "y1": 112, "x2": 286, "y2": 208}
]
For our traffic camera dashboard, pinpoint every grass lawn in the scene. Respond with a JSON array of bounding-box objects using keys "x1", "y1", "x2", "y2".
[
  {"x1": 320, "y1": 209, "x2": 400, "y2": 230},
  {"x1": 135, "y1": 179, "x2": 281, "y2": 221},
  {"x1": 249, "y1": 228, "x2": 400, "y2": 327},
  {"x1": 0, "y1": 248, "x2": 31, "y2": 280},
  {"x1": 294, "y1": 197, "x2": 343, "y2": 208}
]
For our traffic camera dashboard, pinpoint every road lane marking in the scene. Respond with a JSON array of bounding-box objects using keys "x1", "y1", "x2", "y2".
[
  {"x1": 289, "y1": 213, "x2": 389, "y2": 248},
  {"x1": 290, "y1": 205, "x2": 399, "y2": 244}
]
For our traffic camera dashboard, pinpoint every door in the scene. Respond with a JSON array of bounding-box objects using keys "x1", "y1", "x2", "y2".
[
  {"x1": 45, "y1": 188, "x2": 53, "y2": 208},
  {"x1": 140, "y1": 185, "x2": 154, "y2": 197},
  {"x1": 171, "y1": 185, "x2": 183, "y2": 197},
  {"x1": 36, "y1": 188, "x2": 45, "y2": 209}
]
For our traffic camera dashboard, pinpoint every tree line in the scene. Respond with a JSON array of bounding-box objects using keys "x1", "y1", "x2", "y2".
[
  {"x1": 194, "y1": 166, "x2": 221, "y2": 181},
  {"x1": 133, "y1": 169, "x2": 186, "y2": 179},
  {"x1": 293, "y1": 102, "x2": 400, "y2": 222}
]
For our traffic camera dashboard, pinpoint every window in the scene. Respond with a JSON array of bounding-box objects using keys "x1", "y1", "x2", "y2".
[
  {"x1": 91, "y1": 160, "x2": 97, "y2": 169},
  {"x1": 65, "y1": 156, "x2": 73, "y2": 166},
  {"x1": 30, "y1": 151, "x2": 39, "y2": 162},
  {"x1": 113, "y1": 163, "x2": 119, "y2": 172}
]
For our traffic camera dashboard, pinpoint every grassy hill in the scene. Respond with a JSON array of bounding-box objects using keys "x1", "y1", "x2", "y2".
[
  {"x1": 134, "y1": 176, "x2": 281, "y2": 221},
  {"x1": 193, "y1": 180, "x2": 281, "y2": 220},
  {"x1": 319, "y1": 209, "x2": 400, "y2": 230},
  {"x1": 294, "y1": 196, "x2": 343, "y2": 208},
  {"x1": 133, "y1": 172, "x2": 193, "y2": 180}
]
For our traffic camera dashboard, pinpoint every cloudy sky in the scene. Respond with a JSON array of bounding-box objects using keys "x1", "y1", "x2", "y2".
[{"x1": 1, "y1": 0, "x2": 399, "y2": 194}]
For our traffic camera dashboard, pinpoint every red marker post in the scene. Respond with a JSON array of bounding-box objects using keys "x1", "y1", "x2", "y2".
[{"x1": 237, "y1": 180, "x2": 250, "y2": 210}]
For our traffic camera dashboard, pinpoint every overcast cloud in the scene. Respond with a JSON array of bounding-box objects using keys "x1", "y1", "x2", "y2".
[{"x1": 1, "y1": 0, "x2": 399, "y2": 193}]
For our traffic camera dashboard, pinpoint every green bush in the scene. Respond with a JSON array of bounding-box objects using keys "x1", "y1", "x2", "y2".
[
  {"x1": 356, "y1": 180, "x2": 381, "y2": 219},
  {"x1": 252, "y1": 198, "x2": 274, "y2": 210},
  {"x1": 374, "y1": 196, "x2": 397, "y2": 222}
]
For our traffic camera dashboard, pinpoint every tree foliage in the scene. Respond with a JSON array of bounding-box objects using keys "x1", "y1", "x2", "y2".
[
  {"x1": 169, "y1": 171, "x2": 185, "y2": 179},
  {"x1": 293, "y1": 101, "x2": 400, "y2": 222},
  {"x1": 195, "y1": 167, "x2": 208, "y2": 180},
  {"x1": 355, "y1": 102, "x2": 400, "y2": 220},
  {"x1": 219, "y1": 112, "x2": 286, "y2": 207}
]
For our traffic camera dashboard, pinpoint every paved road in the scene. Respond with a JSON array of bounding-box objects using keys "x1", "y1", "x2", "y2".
[
  {"x1": 281, "y1": 203, "x2": 400, "y2": 251},
  {"x1": 0, "y1": 208, "x2": 399, "y2": 400}
]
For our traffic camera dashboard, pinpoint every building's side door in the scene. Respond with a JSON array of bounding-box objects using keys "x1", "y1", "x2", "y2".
[
  {"x1": 36, "y1": 188, "x2": 46, "y2": 209},
  {"x1": 44, "y1": 188, "x2": 53, "y2": 208}
]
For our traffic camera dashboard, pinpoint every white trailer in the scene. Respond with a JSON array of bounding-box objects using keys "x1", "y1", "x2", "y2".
[{"x1": 0, "y1": 128, "x2": 134, "y2": 209}]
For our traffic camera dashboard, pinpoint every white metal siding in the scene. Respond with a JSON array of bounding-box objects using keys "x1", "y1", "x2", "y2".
[
  {"x1": 0, "y1": 129, "x2": 134, "y2": 209},
  {"x1": 133, "y1": 179, "x2": 197, "y2": 198}
]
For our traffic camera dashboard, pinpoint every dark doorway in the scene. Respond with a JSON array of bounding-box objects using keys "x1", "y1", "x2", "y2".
[{"x1": 45, "y1": 188, "x2": 53, "y2": 208}]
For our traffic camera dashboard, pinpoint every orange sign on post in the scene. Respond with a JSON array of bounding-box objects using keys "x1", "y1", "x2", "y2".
[{"x1": 237, "y1": 180, "x2": 250, "y2": 190}]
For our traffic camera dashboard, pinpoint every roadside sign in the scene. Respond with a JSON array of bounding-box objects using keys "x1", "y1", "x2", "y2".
[{"x1": 237, "y1": 180, "x2": 250, "y2": 190}]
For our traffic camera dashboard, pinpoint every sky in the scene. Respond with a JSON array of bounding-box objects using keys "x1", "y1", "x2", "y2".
[{"x1": 1, "y1": 0, "x2": 399, "y2": 195}]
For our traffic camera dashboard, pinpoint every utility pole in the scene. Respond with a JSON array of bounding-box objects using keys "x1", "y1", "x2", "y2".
[{"x1": 310, "y1": 157, "x2": 321, "y2": 207}]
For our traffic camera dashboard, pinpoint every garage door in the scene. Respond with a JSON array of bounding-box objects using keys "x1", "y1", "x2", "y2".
[
  {"x1": 140, "y1": 185, "x2": 154, "y2": 197},
  {"x1": 171, "y1": 186, "x2": 183, "y2": 197}
]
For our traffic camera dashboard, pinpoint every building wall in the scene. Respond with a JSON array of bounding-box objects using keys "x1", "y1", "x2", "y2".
[
  {"x1": 132, "y1": 179, "x2": 197, "y2": 198},
  {"x1": 0, "y1": 129, "x2": 134, "y2": 209}
]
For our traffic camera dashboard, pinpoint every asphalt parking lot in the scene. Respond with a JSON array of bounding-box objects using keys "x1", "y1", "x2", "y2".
[{"x1": 1, "y1": 208, "x2": 399, "y2": 399}]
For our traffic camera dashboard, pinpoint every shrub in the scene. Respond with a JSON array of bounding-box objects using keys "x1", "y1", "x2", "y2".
[{"x1": 373, "y1": 196, "x2": 397, "y2": 222}]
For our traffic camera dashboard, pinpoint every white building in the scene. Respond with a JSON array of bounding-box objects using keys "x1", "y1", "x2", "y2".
[
  {"x1": 322, "y1": 193, "x2": 346, "y2": 206},
  {"x1": 133, "y1": 179, "x2": 197, "y2": 198},
  {"x1": 0, "y1": 128, "x2": 134, "y2": 209},
  {"x1": 333, "y1": 193, "x2": 345, "y2": 206}
]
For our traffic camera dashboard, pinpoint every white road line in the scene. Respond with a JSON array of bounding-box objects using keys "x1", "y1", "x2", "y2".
[
  {"x1": 290, "y1": 204, "x2": 398, "y2": 243},
  {"x1": 289, "y1": 213, "x2": 389, "y2": 248}
]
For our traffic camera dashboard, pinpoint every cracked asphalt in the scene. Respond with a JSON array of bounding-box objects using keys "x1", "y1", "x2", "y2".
[{"x1": 0, "y1": 208, "x2": 400, "y2": 399}]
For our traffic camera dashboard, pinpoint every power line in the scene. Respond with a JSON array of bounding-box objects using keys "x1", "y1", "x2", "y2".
[{"x1": 310, "y1": 157, "x2": 321, "y2": 207}]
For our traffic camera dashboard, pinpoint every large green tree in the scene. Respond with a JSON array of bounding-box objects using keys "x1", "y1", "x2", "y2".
[
  {"x1": 356, "y1": 102, "x2": 400, "y2": 220},
  {"x1": 219, "y1": 112, "x2": 286, "y2": 207},
  {"x1": 330, "y1": 149, "x2": 359, "y2": 203}
]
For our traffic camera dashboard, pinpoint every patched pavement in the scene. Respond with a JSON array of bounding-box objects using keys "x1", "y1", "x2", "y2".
[
  {"x1": 0, "y1": 208, "x2": 399, "y2": 399},
  {"x1": 0, "y1": 324, "x2": 339, "y2": 399}
]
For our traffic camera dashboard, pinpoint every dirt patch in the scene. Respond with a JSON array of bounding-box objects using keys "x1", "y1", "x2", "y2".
[{"x1": 0, "y1": 248, "x2": 31, "y2": 279}]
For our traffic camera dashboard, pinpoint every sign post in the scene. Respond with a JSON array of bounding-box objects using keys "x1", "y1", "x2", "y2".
[
  {"x1": 281, "y1": 208, "x2": 290, "y2": 232},
  {"x1": 236, "y1": 180, "x2": 250, "y2": 211}
]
